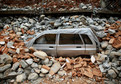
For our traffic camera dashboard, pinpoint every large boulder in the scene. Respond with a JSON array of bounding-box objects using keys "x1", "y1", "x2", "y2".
[{"x1": 33, "y1": 51, "x2": 47, "y2": 59}]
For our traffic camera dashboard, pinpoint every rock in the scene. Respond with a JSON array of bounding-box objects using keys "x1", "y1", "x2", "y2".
[
  {"x1": 39, "y1": 73, "x2": 45, "y2": 77},
  {"x1": 16, "y1": 48, "x2": 20, "y2": 54},
  {"x1": 46, "y1": 60, "x2": 53, "y2": 67},
  {"x1": 96, "y1": 31, "x2": 107, "y2": 38},
  {"x1": 0, "y1": 73, "x2": 4, "y2": 79},
  {"x1": 16, "y1": 32, "x2": 22, "y2": 36},
  {"x1": 108, "y1": 29, "x2": 116, "y2": 34},
  {"x1": 7, "y1": 41, "x2": 14, "y2": 48},
  {"x1": 28, "y1": 73, "x2": 38, "y2": 80},
  {"x1": 54, "y1": 22, "x2": 62, "y2": 27},
  {"x1": 11, "y1": 62, "x2": 19, "y2": 70},
  {"x1": 41, "y1": 68, "x2": 49, "y2": 74},
  {"x1": 40, "y1": 15, "x2": 45, "y2": 20},
  {"x1": 32, "y1": 78, "x2": 42, "y2": 84},
  {"x1": 26, "y1": 58, "x2": 33, "y2": 65},
  {"x1": 0, "y1": 41, "x2": 5, "y2": 45},
  {"x1": 0, "y1": 64, "x2": 11, "y2": 72},
  {"x1": 24, "y1": 48, "x2": 29, "y2": 53},
  {"x1": 0, "y1": 54, "x2": 12, "y2": 64},
  {"x1": 31, "y1": 63, "x2": 38, "y2": 68},
  {"x1": 20, "y1": 60, "x2": 28, "y2": 68},
  {"x1": 82, "y1": 5, "x2": 87, "y2": 9},
  {"x1": 17, "y1": 68, "x2": 24, "y2": 74},
  {"x1": 33, "y1": 51, "x2": 47, "y2": 59},
  {"x1": 8, "y1": 72, "x2": 18, "y2": 76},
  {"x1": 16, "y1": 73, "x2": 26, "y2": 82},
  {"x1": 119, "y1": 72, "x2": 121, "y2": 77},
  {"x1": 42, "y1": 58, "x2": 49, "y2": 65},
  {"x1": 58, "y1": 70, "x2": 66, "y2": 76},
  {"x1": 101, "y1": 41, "x2": 108, "y2": 48},
  {"x1": 108, "y1": 69, "x2": 117, "y2": 78},
  {"x1": 49, "y1": 62, "x2": 61, "y2": 75},
  {"x1": 34, "y1": 68, "x2": 40, "y2": 73}
]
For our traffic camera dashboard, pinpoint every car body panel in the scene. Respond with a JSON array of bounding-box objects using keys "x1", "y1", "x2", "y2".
[{"x1": 26, "y1": 28, "x2": 100, "y2": 57}]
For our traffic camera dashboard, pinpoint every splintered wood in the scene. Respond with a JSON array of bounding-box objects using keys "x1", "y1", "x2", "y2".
[{"x1": 103, "y1": 21, "x2": 121, "y2": 49}]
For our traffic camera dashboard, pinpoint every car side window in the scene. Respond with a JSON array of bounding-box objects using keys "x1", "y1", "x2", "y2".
[
  {"x1": 59, "y1": 34, "x2": 83, "y2": 44},
  {"x1": 81, "y1": 34, "x2": 92, "y2": 44},
  {"x1": 34, "y1": 34, "x2": 56, "y2": 44}
]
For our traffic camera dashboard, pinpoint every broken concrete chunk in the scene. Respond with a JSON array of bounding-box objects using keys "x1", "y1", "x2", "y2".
[
  {"x1": 49, "y1": 62, "x2": 61, "y2": 75},
  {"x1": 0, "y1": 64, "x2": 11, "y2": 72},
  {"x1": 11, "y1": 62, "x2": 19, "y2": 71},
  {"x1": 33, "y1": 51, "x2": 47, "y2": 59},
  {"x1": 0, "y1": 54, "x2": 12, "y2": 64},
  {"x1": 7, "y1": 41, "x2": 14, "y2": 48},
  {"x1": 28, "y1": 73, "x2": 38, "y2": 80},
  {"x1": 16, "y1": 73, "x2": 26, "y2": 82},
  {"x1": 101, "y1": 41, "x2": 108, "y2": 48},
  {"x1": 26, "y1": 58, "x2": 33, "y2": 65},
  {"x1": 41, "y1": 68, "x2": 49, "y2": 74},
  {"x1": 20, "y1": 60, "x2": 28, "y2": 68}
]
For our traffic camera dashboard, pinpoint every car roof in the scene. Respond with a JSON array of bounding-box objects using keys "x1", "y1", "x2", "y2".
[
  {"x1": 26, "y1": 28, "x2": 100, "y2": 47},
  {"x1": 39, "y1": 28, "x2": 92, "y2": 34}
]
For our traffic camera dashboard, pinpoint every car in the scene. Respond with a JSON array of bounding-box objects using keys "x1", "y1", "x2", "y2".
[{"x1": 26, "y1": 28, "x2": 100, "y2": 57}]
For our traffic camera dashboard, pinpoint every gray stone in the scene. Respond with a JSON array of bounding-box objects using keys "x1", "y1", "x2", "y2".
[
  {"x1": 108, "y1": 69, "x2": 117, "y2": 78},
  {"x1": 0, "y1": 41, "x2": 5, "y2": 45},
  {"x1": 20, "y1": 60, "x2": 28, "y2": 68},
  {"x1": 11, "y1": 62, "x2": 19, "y2": 70},
  {"x1": 0, "y1": 64, "x2": 11, "y2": 72},
  {"x1": 0, "y1": 73, "x2": 4, "y2": 78},
  {"x1": 49, "y1": 62, "x2": 61, "y2": 75},
  {"x1": 96, "y1": 31, "x2": 107, "y2": 38},
  {"x1": 32, "y1": 78, "x2": 42, "y2": 84},
  {"x1": 54, "y1": 22, "x2": 62, "y2": 27},
  {"x1": 33, "y1": 51, "x2": 47, "y2": 59},
  {"x1": 119, "y1": 72, "x2": 121, "y2": 77},
  {"x1": 41, "y1": 68, "x2": 49, "y2": 74},
  {"x1": 34, "y1": 68, "x2": 40, "y2": 73},
  {"x1": 46, "y1": 60, "x2": 53, "y2": 67},
  {"x1": 24, "y1": 48, "x2": 29, "y2": 53},
  {"x1": 0, "y1": 54, "x2": 12, "y2": 64},
  {"x1": 16, "y1": 48, "x2": 20, "y2": 54},
  {"x1": 8, "y1": 49, "x2": 16, "y2": 54},
  {"x1": 40, "y1": 15, "x2": 45, "y2": 20},
  {"x1": 39, "y1": 73, "x2": 45, "y2": 77},
  {"x1": 110, "y1": 52, "x2": 121, "y2": 57},
  {"x1": 58, "y1": 70, "x2": 66, "y2": 76},
  {"x1": 16, "y1": 32, "x2": 22, "y2": 36},
  {"x1": 16, "y1": 73, "x2": 26, "y2": 82},
  {"x1": 108, "y1": 29, "x2": 116, "y2": 34},
  {"x1": 7, "y1": 41, "x2": 14, "y2": 48},
  {"x1": 8, "y1": 72, "x2": 18, "y2": 76},
  {"x1": 17, "y1": 68, "x2": 24, "y2": 74},
  {"x1": 82, "y1": 5, "x2": 87, "y2": 9},
  {"x1": 101, "y1": 41, "x2": 108, "y2": 48},
  {"x1": 31, "y1": 63, "x2": 38, "y2": 68},
  {"x1": 26, "y1": 58, "x2": 33, "y2": 65},
  {"x1": 28, "y1": 73, "x2": 38, "y2": 80},
  {"x1": 42, "y1": 58, "x2": 49, "y2": 65}
]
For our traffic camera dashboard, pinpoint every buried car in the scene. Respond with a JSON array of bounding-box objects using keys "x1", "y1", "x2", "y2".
[{"x1": 26, "y1": 28, "x2": 100, "y2": 57}]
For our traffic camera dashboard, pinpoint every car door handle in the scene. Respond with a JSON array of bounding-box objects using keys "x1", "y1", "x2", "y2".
[
  {"x1": 76, "y1": 46, "x2": 81, "y2": 48},
  {"x1": 49, "y1": 46, "x2": 54, "y2": 48}
]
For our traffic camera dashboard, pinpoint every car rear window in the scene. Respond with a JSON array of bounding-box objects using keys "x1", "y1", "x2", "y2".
[
  {"x1": 81, "y1": 34, "x2": 92, "y2": 44},
  {"x1": 34, "y1": 34, "x2": 56, "y2": 44},
  {"x1": 59, "y1": 34, "x2": 83, "y2": 44}
]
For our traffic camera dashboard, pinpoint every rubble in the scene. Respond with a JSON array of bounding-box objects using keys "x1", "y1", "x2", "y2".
[{"x1": 0, "y1": 15, "x2": 121, "y2": 83}]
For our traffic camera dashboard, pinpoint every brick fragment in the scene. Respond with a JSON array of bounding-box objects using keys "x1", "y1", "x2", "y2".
[
  {"x1": 42, "y1": 65, "x2": 50, "y2": 70},
  {"x1": 66, "y1": 63, "x2": 72, "y2": 70},
  {"x1": 109, "y1": 38, "x2": 115, "y2": 44},
  {"x1": 74, "y1": 64, "x2": 82, "y2": 68},
  {"x1": 92, "y1": 68, "x2": 102, "y2": 77}
]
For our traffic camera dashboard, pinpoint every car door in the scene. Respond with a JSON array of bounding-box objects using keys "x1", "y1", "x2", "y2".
[
  {"x1": 32, "y1": 34, "x2": 57, "y2": 56},
  {"x1": 57, "y1": 33, "x2": 85, "y2": 57},
  {"x1": 81, "y1": 34, "x2": 96, "y2": 55}
]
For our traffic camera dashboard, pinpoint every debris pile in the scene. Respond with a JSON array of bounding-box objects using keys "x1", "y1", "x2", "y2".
[
  {"x1": 95, "y1": 21, "x2": 121, "y2": 84},
  {"x1": 0, "y1": 27, "x2": 102, "y2": 83}
]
